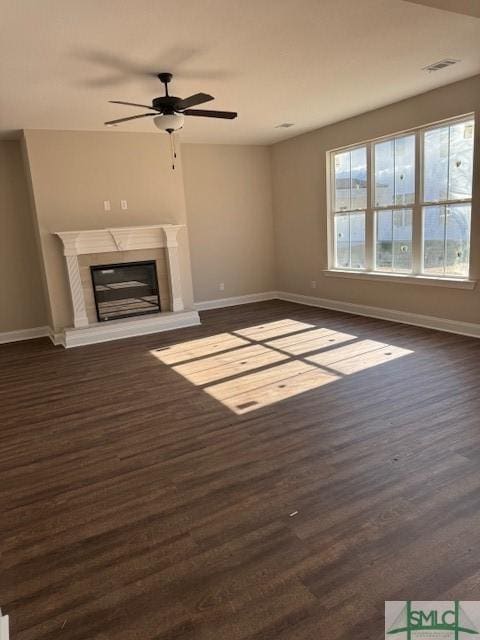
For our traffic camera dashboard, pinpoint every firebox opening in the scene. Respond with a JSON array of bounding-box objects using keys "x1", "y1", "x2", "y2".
[{"x1": 90, "y1": 260, "x2": 161, "y2": 322}]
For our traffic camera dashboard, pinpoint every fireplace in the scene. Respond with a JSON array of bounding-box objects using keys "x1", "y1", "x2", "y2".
[
  {"x1": 90, "y1": 260, "x2": 161, "y2": 322},
  {"x1": 54, "y1": 225, "x2": 200, "y2": 347}
]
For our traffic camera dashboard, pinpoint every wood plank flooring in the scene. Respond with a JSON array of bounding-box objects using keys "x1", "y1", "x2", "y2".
[{"x1": 1, "y1": 300, "x2": 480, "y2": 639}]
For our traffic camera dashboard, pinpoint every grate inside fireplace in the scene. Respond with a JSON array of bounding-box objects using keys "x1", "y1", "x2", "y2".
[{"x1": 90, "y1": 261, "x2": 161, "y2": 322}]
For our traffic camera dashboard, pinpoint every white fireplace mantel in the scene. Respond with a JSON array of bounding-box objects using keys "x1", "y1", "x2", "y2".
[
  {"x1": 55, "y1": 224, "x2": 183, "y2": 257},
  {"x1": 53, "y1": 224, "x2": 199, "y2": 347}
]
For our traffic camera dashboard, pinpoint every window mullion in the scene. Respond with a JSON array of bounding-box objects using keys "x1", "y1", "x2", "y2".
[
  {"x1": 391, "y1": 209, "x2": 395, "y2": 271},
  {"x1": 348, "y1": 212, "x2": 352, "y2": 268},
  {"x1": 329, "y1": 154, "x2": 335, "y2": 270},
  {"x1": 365, "y1": 142, "x2": 374, "y2": 271},
  {"x1": 446, "y1": 124, "x2": 452, "y2": 201},
  {"x1": 412, "y1": 129, "x2": 423, "y2": 275},
  {"x1": 443, "y1": 205, "x2": 448, "y2": 275}
]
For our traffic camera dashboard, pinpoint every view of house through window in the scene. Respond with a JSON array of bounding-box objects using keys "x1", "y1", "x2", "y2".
[{"x1": 330, "y1": 116, "x2": 475, "y2": 278}]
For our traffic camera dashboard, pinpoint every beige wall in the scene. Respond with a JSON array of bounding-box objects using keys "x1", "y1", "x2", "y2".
[
  {"x1": 22, "y1": 129, "x2": 195, "y2": 332},
  {"x1": 4, "y1": 75, "x2": 480, "y2": 336},
  {"x1": 0, "y1": 141, "x2": 47, "y2": 332},
  {"x1": 271, "y1": 75, "x2": 480, "y2": 324},
  {"x1": 182, "y1": 144, "x2": 275, "y2": 302}
]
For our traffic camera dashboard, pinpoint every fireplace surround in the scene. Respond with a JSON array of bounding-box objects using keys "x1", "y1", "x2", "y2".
[{"x1": 53, "y1": 224, "x2": 200, "y2": 347}]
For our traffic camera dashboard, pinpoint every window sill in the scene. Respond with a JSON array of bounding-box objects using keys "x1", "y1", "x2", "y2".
[{"x1": 323, "y1": 270, "x2": 477, "y2": 290}]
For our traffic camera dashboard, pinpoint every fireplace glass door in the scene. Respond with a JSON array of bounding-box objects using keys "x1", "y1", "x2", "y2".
[{"x1": 90, "y1": 261, "x2": 161, "y2": 322}]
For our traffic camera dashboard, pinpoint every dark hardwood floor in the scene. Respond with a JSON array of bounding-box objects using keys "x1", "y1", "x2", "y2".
[{"x1": 1, "y1": 300, "x2": 480, "y2": 640}]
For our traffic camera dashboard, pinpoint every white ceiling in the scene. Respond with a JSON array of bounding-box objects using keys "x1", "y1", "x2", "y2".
[{"x1": 1, "y1": 0, "x2": 479, "y2": 144}]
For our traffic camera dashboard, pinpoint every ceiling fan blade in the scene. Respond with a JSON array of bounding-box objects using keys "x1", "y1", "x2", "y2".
[
  {"x1": 183, "y1": 109, "x2": 237, "y2": 119},
  {"x1": 175, "y1": 93, "x2": 214, "y2": 110},
  {"x1": 109, "y1": 100, "x2": 160, "y2": 111},
  {"x1": 104, "y1": 113, "x2": 157, "y2": 125}
]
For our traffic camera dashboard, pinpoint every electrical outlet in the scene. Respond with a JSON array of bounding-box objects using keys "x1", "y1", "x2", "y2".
[
  {"x1": 219, "y1": 282, "x2": 225, "y2": 291},
  {"x1": 120, "y1": 200, "x2": 128, "y2": 210},
  {"x1": 103, "y1": 200, "x2": 111, "y2": 212},
  {"x1": 311, "y1": 280, "x2": 317, "y2": 289}
]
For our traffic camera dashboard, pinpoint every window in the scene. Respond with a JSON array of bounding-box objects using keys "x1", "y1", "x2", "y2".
[
  {"x1": 422, "y1": 119, "x2": 474, "y2": 277},
  {"x1": 329, "y1": 115, "x2": 475, "y2": 280},
  {"x1": 333, "y1": 146, "x2": 367, "y2": 269}
]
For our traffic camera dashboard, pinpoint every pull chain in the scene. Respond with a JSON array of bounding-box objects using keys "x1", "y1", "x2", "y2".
[{"x1": 169, "y1": 132, "x2": 177, "y2": 170}]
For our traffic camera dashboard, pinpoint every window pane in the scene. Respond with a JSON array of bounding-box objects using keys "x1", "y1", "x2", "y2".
[
  {"x1": 448, "y1": 121, "x2": 474, "y2": 200},
  {"x1": 374, "y1": 135, "x2": 415, "y2": 207},
  {"x1": 423, "y1": 206, "x2": 446, "y2": 274},
  {"x1": 424, "y1": 127, "x2": 449, "y2": 202},
  {"x1": 350, "y1": 212, "x2": 366, "y2": 269},
  {"x1": 376, "y1": 210, "x2": 392, "y2": 270},
  {"x1": 374, "y1": 140, "x2": 394, "y2": 207},
  {"x1": 395, "y1": 136, "x2": 415, "y2": 205},
  {"x1": 334, "y1": 152, "x2": 350, "y2": 211},
  {"x1": 423, "y1": 119, "x2": 474, "y2": 202},
  {"x1": 423, "y1": 205, "x2": 471, "y2": 277},
  {"x1": 335, "y1": 213, "x2": 350, "y2": 268},
  {"x1": 334, "y1": 212, "x2": 365, "y2": 269},
  {"x1": 376, "y1": 209, "x2": 412, "y2": 273},
  {"x1": 350, "y1": 147, "x2": 367, "y2": 210},
  {"x1": 334, "y1": 147, "x2": 366, "y2": 211},
  {"x1": 445, "y1": 205, "x2": 471, "y2": 276},
  {"x1": 392, "y1": 210, "x2": 413, "y2": 271}
]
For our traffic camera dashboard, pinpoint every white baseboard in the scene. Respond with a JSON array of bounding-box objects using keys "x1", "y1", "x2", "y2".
[
  {"x1": 49, "y1": 329, "x2": 66, "y2": 347},
  {"x1": 5, "y1": 291, "x2": 478, "y2": 348},
  {"x1": 0, "y1": 613, "x2": 9, "y2": 640},
  {"x1": 0, "y1": 326, "x2": 49, "y2": 345},
  {"x1": 276, "y1": 291, "x2": 480, "y2": 339},
  {"x1": 194, "y1": 291, "x2": 277, "y2": 311},
  {"x1": 50, "y1": 310, "x2": 201, "y2": 348},
  {"x1": 195, "y1": 289, "x2": 480, "y2": 338}
]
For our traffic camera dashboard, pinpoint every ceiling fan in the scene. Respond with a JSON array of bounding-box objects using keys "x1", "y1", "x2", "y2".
[{"x1": 105, "y1": 72, "x2": 237, "y2": 133}]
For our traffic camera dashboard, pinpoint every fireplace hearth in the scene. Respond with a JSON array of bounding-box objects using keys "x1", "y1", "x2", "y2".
[{"x1": 90, "y1": 261, "x2": 160, "y2": 322}]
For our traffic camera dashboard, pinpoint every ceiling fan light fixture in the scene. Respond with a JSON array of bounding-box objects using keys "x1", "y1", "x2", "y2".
[{"x1": 153, "y1": 112, "x2": 184, "y2": 133}]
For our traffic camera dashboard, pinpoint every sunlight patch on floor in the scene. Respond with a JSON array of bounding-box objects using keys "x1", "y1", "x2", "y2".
[
  {"x1": 234, "y1": 319, "x2": 315, "y2": 341},
  {"x1": 150, "y1": 318, "x2": 414, "y2": 414},
  {"x1": 266, "y1": 329, "x2": 356, "y2": 356},
  {"x1": 205, "y1": 361, "x2": 338, "y2": 414},
  {"x1": 307, "y1": 339, "x2": 413, "y2": 375},
  {"x1": 152, "y1": 332, "x2": 249, "y2": 365},
  {"x1": 172, "y1": 344, "x2": 289, "y2": 386}
]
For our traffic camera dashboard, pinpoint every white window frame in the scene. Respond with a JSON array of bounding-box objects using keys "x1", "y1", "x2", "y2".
[
  {"x1": 330, "y1": 143, "x2": 369, "y2": 271},
  {"x1": 326, "y1": 113, "x2": 477, "y2": 289}
]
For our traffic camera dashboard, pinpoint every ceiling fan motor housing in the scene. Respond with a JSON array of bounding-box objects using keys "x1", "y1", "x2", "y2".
[{"x1": 152, "y1": 95, "x2": 179, "y2": 113}]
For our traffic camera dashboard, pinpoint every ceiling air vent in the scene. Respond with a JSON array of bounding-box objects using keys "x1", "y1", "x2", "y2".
[
  {"x1": 275, "y1": 122, "x2": 295, "y2": 128},
  {"x1": 422, "y1": 58, "x2": 460, "y2": 72}
]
